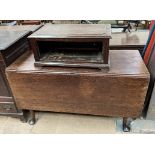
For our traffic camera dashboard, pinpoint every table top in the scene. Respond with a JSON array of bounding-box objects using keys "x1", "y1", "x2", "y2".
[
  {"x1": 0, "y1": 25, "x2": 42, "y2": 33},
  {"x1": 0, "y1": 25, "x2": 43, "y2": 51},
  {"x1": 7, "y1": 50, "x2": 149, "y2": 77},
  {"x1": 110, "y1": 30, "x2": 149, "y2": 48},
  {"x1": 0, "y1": 31, "x2": 30, "y2": 50},
  {"x1": 28, "y1": 24, "x2": 111, "y2": 39}
]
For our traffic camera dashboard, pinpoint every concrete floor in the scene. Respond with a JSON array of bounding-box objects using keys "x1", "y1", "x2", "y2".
[
  {"x1": 0, "y1": 112, "x2": 119, "y2": 134},
  {"x1": 1, "y1": 112, "x2": 155, "y2": 134}
]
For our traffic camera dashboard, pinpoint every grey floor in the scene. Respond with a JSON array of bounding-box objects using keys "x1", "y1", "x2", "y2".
[
  {"x1": 1, "y1": 112, "x2": 155, "y2": 134},
  {"x1": 0, "y1": 112, "x2": 119, "y2": 134}
]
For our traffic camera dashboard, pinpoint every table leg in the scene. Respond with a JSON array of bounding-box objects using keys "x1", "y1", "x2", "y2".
[
  {"x1": 20, "y1": 115, "x2": 27, "y2": 123},
  {"x1": 28, "y1": 110, "x2": 36, "y2": 125},
  {"x1": 123, "y1": 117, "x2": 130, "y2": 132}
]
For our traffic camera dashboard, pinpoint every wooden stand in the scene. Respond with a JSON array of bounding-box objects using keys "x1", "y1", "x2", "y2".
[{"x1": 28, "y1": 24, "x2": 111, "y2": 70}]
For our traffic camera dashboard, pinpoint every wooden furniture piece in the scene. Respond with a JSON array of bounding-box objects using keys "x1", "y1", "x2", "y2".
[
  {"x1": 0, "y1": 25, "x2": 42, "y2": 32},
  {"x1": 0, "y1": 25, "x2": 42, "y2": 120},
  {"x1": 6, "y1": 50, "x2": 149, "y2": 130},
  {"x1": 28, "y1": 24, "x2": 111, "y2": 70},
  {"x1": 110, "y1": 30, "x2": 149, "y2": 53},
  {"x1": 0, "y1": 21, "x2": 17, "y2": 26},
  {"x1": 144, "y1": 20, "x2": 151, "y2": 29},
  {"x1": 52, "y1": 20, "x2": 80, "y2": 24},
  {"x1": 0, "y1": 30, "x2": 29, "y2": 121},
  {"x1": 21, "y1": 20, "x2": 41, "y2": 25}
]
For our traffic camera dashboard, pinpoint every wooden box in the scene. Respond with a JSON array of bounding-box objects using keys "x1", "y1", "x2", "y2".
[
  {"x1": 28, "y1": 24, "x2": 111, "y2": 69},
  {"x1": 0, "y1": 25, "x2": 42, "y2": 118},
  {"x1": 6, "y1": 50, "x2": 149, "y2": 118}
]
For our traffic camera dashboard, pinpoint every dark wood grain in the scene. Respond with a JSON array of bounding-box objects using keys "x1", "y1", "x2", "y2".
[
  {"x1": 0, "y1": 31, "x2": 29, "y2": 50},
  {"x1": 21, "y1": 20, "x2": 41, "y2": 25},
  {"x1": 29, "y1": 24, "x2": 111, "y2": 38},
  {"x1": 28, "y1": 24, "x2": 111, "y2": 69},
  {"x1": 0, "y1": 25, "x2": 42, "y2": 118},
  {"x1": 6, "y1": 50, "x2": 149, "y2": 118}
]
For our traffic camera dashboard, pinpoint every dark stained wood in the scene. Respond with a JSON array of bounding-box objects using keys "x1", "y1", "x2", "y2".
[
  {"x1": 110, "y1": 30, "x2": 149, "y2": 52},
  {"x1": 0, "y1": 25, "x2": 42, "y2": 33},
  {"x1": 0, "y1": 30, "x2": 29, "y2": 116},
  {"x1": 28, "y1": 24, "x2": 111, "y2": 69},
  {"x1": 29, "y1": 24, "x2": 111, "y2": 38},
  {"x1": 0, "y1": 69, "x2": 11, "y2": 97},
  {"x1": 0, "y1": 25, "x2": 42, "y2": 118},
  {"x1": 0, "y1": 31, "x2": 29, "y2": 51},
  {"x1": 103, "y1": 39, "x2": 109, "y2": 64},
  {"x1": 6, "y1": 50, "x2": 149, "y2": 118},
  {"x1": 21, "y1": 20, "x2": 41, "y2": 25}
]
